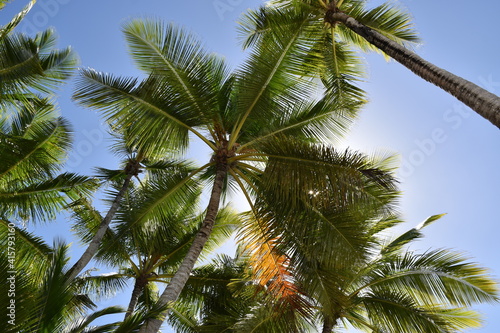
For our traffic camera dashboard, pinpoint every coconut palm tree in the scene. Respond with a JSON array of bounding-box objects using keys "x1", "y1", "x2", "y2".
[
  {"x1": 241, "y1": 0, "x2": 500, "y2": 129},
  {"x1": 237, "y1": 169, "x2": 402, "y2": 331},
  {"x1": 65, "y1": 149, "x2": 144, "y2": 281},
  {"x1": 296, "y1": 214, "x2": 499, "y2": 332},
  {"x1": 0, "y1": 0, "x2": 135, "y2": 283},
  {"x1": 175, "y1": 182, "x2": 399, "y2": 332},
  {"x1": 173, "y1": 215, "x2": 498, "y2": 333},
  {"x1": 0, "y1": 0, "x2": 95, "y2": 224},
  {"x1": 70, "y1": 173, "x2": 240, "y2": 320},
  {"x1": 171, "y1": 249, "x2": 317, "y2": 333},
  {"x1": 0, "y1": 98, "x2": 97, "y2": 223},
  {"x1": 0, "y1": 220, "x2": 126, "y2": 332},
  {"x1": 73, "y1": 18, "x2": 398, "y2": 332},
  {"x1": 66, "y1": 136, "x2": 231, "y2": 283},
  {"x1": 0, "y1": 1, "x2": 77, "y2": 105},
  {"x1": 0, "y1": 216, "x2": 174, "y2": 331}
]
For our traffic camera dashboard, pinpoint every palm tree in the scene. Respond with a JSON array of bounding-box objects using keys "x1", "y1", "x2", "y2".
[
  {"x1": 175, "y1": 215, "x2": 498, "y2": 333},
  {"x1": 0, "y1": 0, "x2": 134, "y2": 287},
  {"x1": 66, "y1": 141, "x2": 224, "y2": 282},
  {"x1": 65, "y1": 149, "x2": 144, "y2": 281},
  {"x1": 0, "y1": 4, "x2": 132, "y2": 323},
  {"x1": 0, "y1": 0, "x2": 95, "y2": 224},
  {"x1": 241, "y1": 0, "x2": 500, "y2": 129},
  {"x1": 0, "y1": 1, "x2": 76, "y2": 105},
  {"x1": 171, "y1": 249, "x2": 317, "y2": 333},
  {"x1": 0, "y1": 220, "x2": 126, "y2": 332},
  {"x1": 73, "y1": 18, "x2": 398, "y2": 332},
  {"x1": 70, "y1": 173, "x2": 240, "y2": 320},
  {"x1": 0, "y1": 216, "x2": 178, "y2": 332},
  {"x1": 0, "y1": 99, "x2": 97, "y2": 223},
  {"x1": 295, "y1": 214, "x2": 499, "y2": 332}
]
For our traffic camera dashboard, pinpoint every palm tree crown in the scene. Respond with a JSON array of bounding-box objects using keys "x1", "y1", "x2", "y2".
[
  {"x1": 171, "y1": 215, "x2": 499, "y2": 333},
  {"x1": 0, "y1": 1, "x2": 94, "y2": 224},
  {"x1": 241, "y1": 0, "x2": 500, "y2": 128},
  {"x1": 73, "y1": 18, "x2": 398, "y2": 332}
]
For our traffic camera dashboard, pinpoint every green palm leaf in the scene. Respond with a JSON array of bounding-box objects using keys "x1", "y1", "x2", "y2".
[
  {"x1": 0, "y1": 99, "x2": 72, "y2": 181},
  {"x1": 0, "y1": 29, "x2": 77, "y2": 97},
  {"x1": 339, "y1": 1, "x2": 419, "y2": 54},
  {"x1": 361, "y1": 290, "x2": 454, "y2": 333},
  {"x1": 0, "y1": 173, "x2": 98, "y2": 221},
  {"x1": 0, "y1": 0, "x2": 36, "y2": 39},
  {"x1": 123, "y1": 20, "x2": 229, "y2": 120},
  {"x1": 366, "y1": 249, "x2": 499, "y2": 307},
  {"x1": 73, "y1": 69, "x2": 213, "y2": 156},
  {"x1": 381, "y1": 213, "x2": 446, "y2": 255}
]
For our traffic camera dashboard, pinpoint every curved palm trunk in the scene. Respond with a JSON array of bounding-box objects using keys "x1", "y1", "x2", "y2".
[
  {"x1": 139, "y1": 166, "x2": 227, "y2": 333},
  {"x1": 125, "y1": 275, "x2": 148, "y2": 319},
  {"x1": 67, "y1": 160, "x2": 141, "y2": 281},
  {"x1": 66, "y1": 175, "x2": 132, "y2": 281},
  {"x1": 326, "y1": 10, "x2": 500, "y2": 129}
]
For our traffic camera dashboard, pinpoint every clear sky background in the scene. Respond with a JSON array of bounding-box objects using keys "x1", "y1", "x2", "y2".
[{"x1": 3, "y1": 0, "x2": 500, "y2": 331}]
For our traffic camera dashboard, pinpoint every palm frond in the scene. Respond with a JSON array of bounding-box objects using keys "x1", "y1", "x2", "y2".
[
  {"x1": 238, "y1": 4, "x2": 367, "y2": 106},
  {"x1": 75, "y1": 273, "x2": 129, "y2": 302},
  {"x1": 339, "y1": 1, "x2": 420, "y2": 55},
  {"x1": 158, "y1": 206, "x2": 241, "y2": 271},
  {"x1": 0, "y1": 0, "x2": 36, "y2": 38},
  {"x1": 0, "y1": 102, "x2": 72, "y2": 181},
  {"x1": 123, "y1": 19, "x2": 230, "y2": 123},
  {"x1": 0, "y1": 218, "x2": 51, "y2": 285},
  {"x1": 230, "y1": 6, "x2": 323, "y2": 147},
  {"x1": 238, "y1": 212, "x2": 312, "y2": 316},
  {"x1": 0, "y1": 173, "x2": 98, "y2": 222},
  {"x1": 254, "y1": 138, "x2": 398, "y2": 260},
  {"x1": 113, "y1": 301, "x2": 170, "y2": 333},
  {"x1": 381, "y1": 213, "x2": 446, "y2": 255},
  {"x1": 240, "y1": 87, "x2": 361, "y2": 148},
  {"x1": 364, "y1": 249, "x2": 499, "y2": 308},
  {"x1": 361, "y1": 290, "x2": 453, "y2": 333},
  {"x1": 0, "y1": 29, "x2": 77, "y2": 96},
  {"x1": 73, "y1": 68, "x2": 213, "y2": 156},
  {"x1": 167, "y1": 302, "x2": 198, "y2": 333},
  {"x1": 62, "y1": 306, "x2": 124, "y2": 333}
]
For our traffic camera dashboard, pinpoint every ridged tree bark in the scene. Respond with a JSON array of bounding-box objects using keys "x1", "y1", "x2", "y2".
[
  {"x1": 66, "y1": 160, "x2": 141, "y2": 281},
  {"x1": 322, "y1": 320, "x2": 333, "y2": 333},
  {"x1": 139, "y1": 163, "x2": 228, "y2": 333},
  {"x1": 325, "y1": 8, "x2": 500, "y2": 129},
  {"x1": 125, "y1": 274, "x2": 149, "y2": 319},
  {"x1": 322, "y1": 316, "x2": 338, "y2": 333}
]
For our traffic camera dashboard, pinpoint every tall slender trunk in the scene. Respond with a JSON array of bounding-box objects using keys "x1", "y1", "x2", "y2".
[
  {"x1": 125, "y1": 274, "x2": 148, "y2": 319},
  {"x1": 325, "y1": 10, "x2": 500, "y2": 129},
  {"x1": 139, "y1": 166, "x2": 227, "y2": 333},
  {"x1": 66, "y1": 160, "x2": 140, "y2": 281},
  {"x1": 322, "y1": 317, "x2": 335, "y2": 333}
]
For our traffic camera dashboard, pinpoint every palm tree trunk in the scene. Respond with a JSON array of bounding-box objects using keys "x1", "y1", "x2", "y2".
[
  {"x1": 325, "y1": 10, "x2": 500, "y2": 129},
  {"x1": 139, "y1": 166, "x2": 227, "y2": 333},
  {"x1": 66, "y1": 160, "x2": 141, "y2": 281},
  {"x1": 66, "y1": 174, "x2": 132, "y2": 281},
  {"x1": 125, "y1": 274, "x2": 148, "y2": 319},
  {"x1": 322, "y1": 317, "x2": 336, "y2": 333}
]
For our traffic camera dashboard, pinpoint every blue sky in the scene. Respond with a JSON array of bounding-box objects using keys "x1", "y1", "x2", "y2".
[{"x1": 3, "y1": 0, "x2": 500, "y2": 331}]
